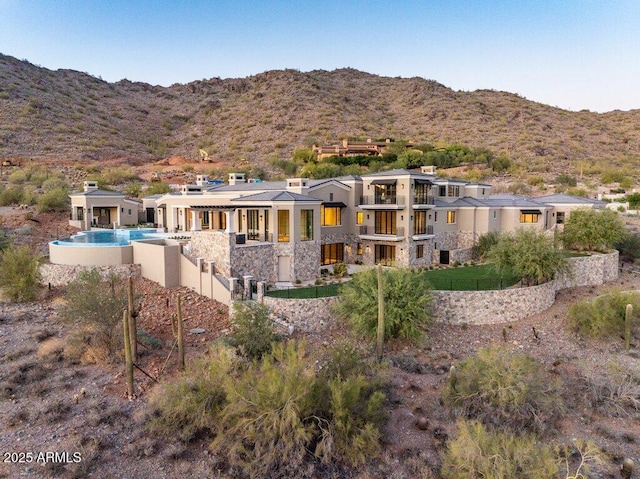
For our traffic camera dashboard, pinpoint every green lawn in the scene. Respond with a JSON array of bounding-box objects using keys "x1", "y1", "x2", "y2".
[
  {"x1": 420, "y1": 264, "x2": 520, "y2": 291},
  {"x1": 266, "y1": 264, "x2": 520, "y2": 298}
]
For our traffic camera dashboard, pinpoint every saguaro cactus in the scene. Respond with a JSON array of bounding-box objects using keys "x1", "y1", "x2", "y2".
[
  {"x1": 625, "y1": 304, "x2": 632, "y2": 351},
  {"x1": 122, "y1": 309, "x2": 134, "y2": 398}
]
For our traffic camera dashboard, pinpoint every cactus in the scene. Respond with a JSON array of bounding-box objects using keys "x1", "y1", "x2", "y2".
[
  {"x1": 625, "y1": 304, "x2": 632, "y2": 350},
  {"x1": 122, "y1": 309, "x2": 134, "y2": 398},
  {"x1": 176, "y1": 296, "x2": 185, "y2": 371}
]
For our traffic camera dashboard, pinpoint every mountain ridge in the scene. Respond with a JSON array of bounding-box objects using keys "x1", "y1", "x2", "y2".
[{"x1": 1, "y1": 53, "x2": 639, "y2": 170}]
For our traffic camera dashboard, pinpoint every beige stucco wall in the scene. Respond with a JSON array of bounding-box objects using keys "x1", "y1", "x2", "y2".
[
  {"x1": 131, "y1": 240, "x2": 181, "y2": 287},
  {"x1": 49, "y1": 242, "x2": 133, "y2": 265}
]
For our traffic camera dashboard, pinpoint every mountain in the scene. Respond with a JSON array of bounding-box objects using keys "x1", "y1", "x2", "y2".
[{"x1": 1, "y1": 53, "x2": 640, "y2": 170}]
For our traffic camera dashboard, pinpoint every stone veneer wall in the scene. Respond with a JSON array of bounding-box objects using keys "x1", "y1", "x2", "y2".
[
  {"x1": 189, "y1": 231, "x2": 233, "y2": 276},
  {"x1": 263, "y1": 296, "x2": 339, "y2": 332},
  {"x1": 556, "y1": 251, "x2": 619, "y2": 290},
  {"x1": 431, "y1": 281, "x2": 556, "y2": 325},
  {"x1": 40, "y1": 263, "x2": 141, "y2": 287},
  {"x1": 232, "y1": 243, "x2": 276, "y2": 282},
  {"x1": 258, "y1": 252, "x2": 620, "y2": 328},
  {"x1": 293, "y1": 240, "x2": 321, "y2": 281}
]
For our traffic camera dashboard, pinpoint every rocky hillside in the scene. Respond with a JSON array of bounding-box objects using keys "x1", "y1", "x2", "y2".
[{"x1": 1, "y1": 53, "x2": 640, "y2": 170}]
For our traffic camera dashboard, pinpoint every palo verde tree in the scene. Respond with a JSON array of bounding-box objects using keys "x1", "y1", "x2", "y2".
[
  {"x1": 487, "y1": 228, "x2": 567, "y2": 286},
  {"x1": 561, "y1": 207, "x2": 627, "y2": 252},
  {"x1": 333, "y1": 267, "x2": 433, "y2": 341}
]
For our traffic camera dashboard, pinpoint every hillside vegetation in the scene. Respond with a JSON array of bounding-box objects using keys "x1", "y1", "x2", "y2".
[{"x1": 2, "y1": 53, "x2": 640, "y2": 175}]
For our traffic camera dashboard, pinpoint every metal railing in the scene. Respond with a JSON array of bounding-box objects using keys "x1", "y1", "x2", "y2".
[
  {"x1": 426, "y1": 277, "x2": 520, "y2": 291},
  {"x1": 265, "y1": 283, "x2": 342, "y2": 299},
  {"x1": 413, "y1": 225, "x2": 434, "y2": 235},
  {"x1": 413, "y1": 194, "x2": 435, "y2": 205},
  {"x1": 359, "y1": 195, "x2": 406, "y2": 206},
  {"x1": 359, "y1": 225, "x2": 405, "y2": 237}
]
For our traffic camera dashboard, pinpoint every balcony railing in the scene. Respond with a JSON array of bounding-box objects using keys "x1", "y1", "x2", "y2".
[
  {"x1": 359, "y1": 225, "x2": 405, "y2": 237},
  {"x1": 413, "y1": 225, "x2": 434, "y2": 236},
  {"x1": 413, "y1": 194, "x2": 435, "y2": 205},
  {"x1": 359, "y1": 195, "x2": 405, "y2": 206}
]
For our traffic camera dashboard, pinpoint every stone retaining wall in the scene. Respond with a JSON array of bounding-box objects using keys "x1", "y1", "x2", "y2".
[
  {"x1": 258, "y1": 251, "x2": 620, "y2": 328},
  {"x1": 40, "y1": 263, "x2": 141, "y2": 287},
  {"x1": 262, "y1": 296, "x2": 339, "y2": 333},
  {"x1": 431, "y1": 281, "x2": 556, "y2": 325}
]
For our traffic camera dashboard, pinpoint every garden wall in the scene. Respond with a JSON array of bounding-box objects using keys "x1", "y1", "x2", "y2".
[
  {"x1": 258, "y1": 252, "x2": 620, "y2": 328},
  {"x1": 40, "y1": 263, "x2": 141, "y2": 287}
]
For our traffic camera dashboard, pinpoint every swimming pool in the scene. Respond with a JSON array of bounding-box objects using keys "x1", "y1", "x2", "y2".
[
  {"x1": 49, "y1": 228, "x2": 189, "y2": 266},
  {"x1": 52, "y1": 228, "x2": 162, "y2": 247}
]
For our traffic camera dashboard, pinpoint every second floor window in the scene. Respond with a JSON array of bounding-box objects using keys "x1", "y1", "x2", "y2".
[
  {"x1": 374, "y1": 184, "x2": 396, "y2": 203},
  {"x1": 300, "y1": 209, "x2": 314, "y2": 241},
  {"x1": 414, "y1": 211, "x2": 427, "y2": 235},
  {"x1": 321, "y1": 206, "x2": 341, "y2": 226},
  {"x1": 375, "y1": 211, "x2": 396, "y2": 235},
  {"x1": 278, "y1": 210, "x2": 289, "y2": 242},
  {"x1": 356, "y1": 211, "x2": 363, "y2": 225}
]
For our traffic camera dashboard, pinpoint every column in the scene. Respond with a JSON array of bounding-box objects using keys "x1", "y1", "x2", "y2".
[
  {"x1": 224, "y1": 210, "x2": 235, "y2": 233},
  {"x1": 190, "y1": 210, "x2": 201, "y2": 231}
]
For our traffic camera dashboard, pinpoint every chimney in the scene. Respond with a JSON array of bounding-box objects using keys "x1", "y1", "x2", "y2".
[
  {"x1": 228, "y1": 172, "x2": 246, "y2": 186},
  {"x1": 421, "y1": 165, "x2": 437, "y2": 175},
  {"x1": 195, "y1": 174, "x2": 209, "y2": 186},
  {"x1": 286, "y1": 178, "x2": 310, "y2": 195},
  {"x1": 83, "y1": 181, "x2": 99, "y2": 192}
]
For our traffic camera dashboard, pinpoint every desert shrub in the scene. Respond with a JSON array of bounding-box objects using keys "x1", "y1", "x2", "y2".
[
  {"x1": 442, "y1": 347, "x2": 564, "y2": 433},
  {"x1": 615, "y1": 233, "x2": 640, "y2": 262},
  {"x1": 487, "y1": 228, "x2": 568, "y2": 286},
  {"x1": 555, "y1": 173, "x2": 578, "y2": 187},
  {"x1": 99, "y1": 167, "x2": 138, "y2": 185},
  {"x1": 209, "y1": 340, "x2": 385, "y2": 477},
  {"x1": 578, "y1": 360, "x2": 640, "y2": 417},
  {"x1": 211, "y1": 341, "x2": 318, "y2": 478},
  {"x1": 147, "y1": 344, "x2": 234, "y2": 441},
  {"x1": 567, "y1": 290, "x2": 640, "y2": 339},
  {"x1": 41, "y1": 177, "x2": 68, "y2": 192},
  {"x1": 473, "y1": 231, "x2": 501, "y2": 260},
  {"x1": 441, "y1": 420, "x2": 559, "y2": 479},
  {"x1": 37, "y1": 187, "x2": 68, "y2": 212},
  {"x1": 562, "y1": 208, "x2": 627, "y2": 252},
  {"x1": 0, "y1": 244, "x2": 41, "y2": 301},
  {"x1": 144, "y1": 181, "x2": 172, "y2": 196},
  {"x1": 59, "y1": 270, "x2": 129, "y2": 363},
  {"x1": 332, "y1": 262, "x2": 347, "y2": 278},
  {"x1": 0, "y1": 184, "x2": 25, "y2": 205},
  {"x1": 526, "y1": 175, "x2": 545, "y2": 187},
  {"x1": 124, "y1": 180, "x2": 142, "y2": 197},
  {"x1": 227, "y1": 302, "x2": 279, "y2": 359},
  {"x1": 8, "y1": 168, "x2": 29, "y2": 184},
  {"x1": 334, "y1": 267, "x2": 433, "y2": 341},
  {"x1": 313, "y1": 375, "x2": 385, "y2": 468}
]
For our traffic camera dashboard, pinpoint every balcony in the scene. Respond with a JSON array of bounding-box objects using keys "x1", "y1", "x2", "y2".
[
  {"x1": 412, "y1": 225, "x2": 434, "y2": 239},
  {"x1": 412, "y1": 194, "x2": 436, "y2": 207},
  {"x1": 359, "y1": 195, "x2": 405, "y2": 210},
  {"x1": 359, "y1": 225, "x2": 405, "y2": 241}
]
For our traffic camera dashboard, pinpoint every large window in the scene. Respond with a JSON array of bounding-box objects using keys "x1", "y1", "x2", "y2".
[
  {"x1": 264, "y1": 210, "x2": 269, "y2": 240},
  {"x1": 375, "y1": 211, "x2": 396, "y2": 235},
  {"x1": 278, "y1": 210, "x2": 290, "y2": 242},
  {"x1": 300, "y1": 209, "x2": 314, "y2": 241},
  {"x1": 356, "y1": 211, "x2": 364, "y2": 225},
  {"x1": 414, "y1": 211, "x2": 427, "y2": 235},
  {"x1": 520, "y1": 211, "x2": 540, "y2": 223},
  {"x1": 218, "y1": 211, "x2": 227, "y2": 230},
  {"x1": 321, "y1": 243, "x2": 344, "y2": 265},
  {"x1": 448, "y1": 185, "x2": 460, "y2": 197},
  {"x1": 375, "y1": 245, "x2": 396, "y2": 266},
  {"x1": 446, "y1": 211, "x2": 456, "y2": 224},
  {"x1": 374, "y1": 184, "x2": 397, "y2": 204},
  {"x1": 321, "y1": 205, "x2": 341, "y2": 226}
]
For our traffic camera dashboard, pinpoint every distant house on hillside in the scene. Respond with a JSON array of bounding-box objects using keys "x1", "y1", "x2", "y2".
[
  {"x1": 68, "y1": 181, "x2": 140, "y2": 229},
  {"x1": 312, "y1": 138, "x2": 413, "y2": 160}
]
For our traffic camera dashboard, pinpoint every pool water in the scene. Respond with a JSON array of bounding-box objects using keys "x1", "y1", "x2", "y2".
[{"x1": 53, "y1": 229, "x2": 163, "y2": 246}]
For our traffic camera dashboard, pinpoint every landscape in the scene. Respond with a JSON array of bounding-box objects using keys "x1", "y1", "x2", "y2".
[{"x1": 1, "y1": 52, "x2": 640, "y2": 479}]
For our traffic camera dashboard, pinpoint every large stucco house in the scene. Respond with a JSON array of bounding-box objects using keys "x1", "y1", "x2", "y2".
[{"x1": 67, "y1": 168, "x2": 605, "y2": 286}]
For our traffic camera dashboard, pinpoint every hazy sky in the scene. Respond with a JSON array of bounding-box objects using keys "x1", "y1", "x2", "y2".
[{"x1": 2, "y1": 0, "x2": 639, "y2": 112}]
